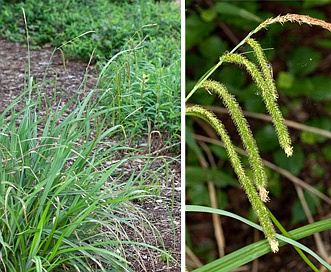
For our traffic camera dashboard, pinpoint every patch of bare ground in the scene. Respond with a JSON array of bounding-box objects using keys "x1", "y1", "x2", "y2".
[{"x1": 0, "y1": 37, "x2": 181, "y2": 271}]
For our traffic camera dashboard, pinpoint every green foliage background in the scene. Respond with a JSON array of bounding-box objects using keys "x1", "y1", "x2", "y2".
[{"x1": 0, "y1": 0, "x2": 180, "y2": 62}]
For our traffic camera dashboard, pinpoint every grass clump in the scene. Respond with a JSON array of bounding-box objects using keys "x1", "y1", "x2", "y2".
[
  {"x1": 0, "y1": 1, "x2": 180, "y2": 270},
  {"x1": 0, "y1": 82, "x2": 176, "y2": 271}
]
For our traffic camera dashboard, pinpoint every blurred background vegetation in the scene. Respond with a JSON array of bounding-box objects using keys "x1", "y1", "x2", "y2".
[{"x1": 186, "y1": 0, "x2": 331, "y2": 270}]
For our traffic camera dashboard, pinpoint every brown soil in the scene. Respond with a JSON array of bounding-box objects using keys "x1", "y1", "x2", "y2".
[
  {"x1": 0, "y1": 37, "x2": 181, "y2": 272},
  {"x1": 0, "y1": 38, "x2": 97, "y2": 112}
]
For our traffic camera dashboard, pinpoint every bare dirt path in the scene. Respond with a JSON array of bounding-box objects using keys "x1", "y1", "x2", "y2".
[
  {"x1": 0, "y1": 37, "x2": 97, "y2": 112},
  {"x1": 0, "y1": 37, "x2": 181, "y2": 271}
]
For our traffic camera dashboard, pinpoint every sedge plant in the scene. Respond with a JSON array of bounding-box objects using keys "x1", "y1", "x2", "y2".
[
  {"x1": 0, "y1": 83, "x2": 178, "y2": 271},
  {"x1": 186, "y1": 13, "x2": 331, "y2": 271},
  {"x1": 0, "y1": 9, "x2": 178, "y2": 271}
]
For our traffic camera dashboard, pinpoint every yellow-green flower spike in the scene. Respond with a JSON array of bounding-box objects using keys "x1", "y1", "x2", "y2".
[
  {"x1": 200, "y1": 80, "x2": 269, "y2": 200},
  {"x1": 220, "y1": 52, "x2": 293, "y2": 157},
  {"x1": 186, "y1": 105, "x2": 278, "y2": 252},
  {"x1": 247, "y1": 38, "x2": 278, "y2": 99}
]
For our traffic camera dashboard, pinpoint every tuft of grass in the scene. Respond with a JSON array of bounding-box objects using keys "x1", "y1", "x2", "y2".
[
  {"x1": 0, "y1": 1, "x2": 180, "y2": 270},
  {"x1": 0, "y1": 76, "x2": 176, "y2": 271}
]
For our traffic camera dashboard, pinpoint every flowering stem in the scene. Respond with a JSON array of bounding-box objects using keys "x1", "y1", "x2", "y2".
[
  {"x1": 186, "y1": 105, "x2": 278, "y2": 252},
  {"x1": 200, "y1": 80, "x2": 269, "y2": 201}
]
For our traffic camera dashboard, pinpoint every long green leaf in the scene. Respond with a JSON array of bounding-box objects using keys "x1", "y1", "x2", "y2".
[{"x1": 186, "y1": 205, "x2": 331, "y2": 271}]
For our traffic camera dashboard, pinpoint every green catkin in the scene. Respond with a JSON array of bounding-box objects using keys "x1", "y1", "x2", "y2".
[
  {"x1": 221, "y1": 52, "x2": 293, "y2": 157},
  {"x1": 186, "y1": 105, "x2": 278, "y2": 252},
  {"x1": 247, "y1": 38, "x2": 278, "y2": 99},
  {"x1": 201, "y1": 80, "x2": 269, "y2": 201}
]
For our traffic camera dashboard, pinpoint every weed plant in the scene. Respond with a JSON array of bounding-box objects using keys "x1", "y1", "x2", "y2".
[
  {"x1": 1, "y1": 1, "x2": 180, "y2": 270},
  {"x1": 186, "y1": 13, "x2": 331, "y2": 271},
  {"x1": 96, "y1": 37, "x2": 180, "y2": 146}
]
